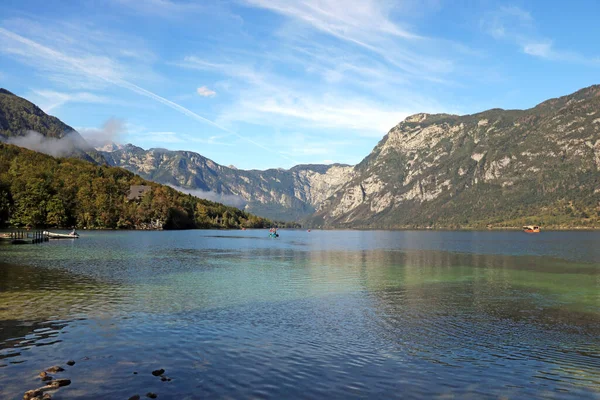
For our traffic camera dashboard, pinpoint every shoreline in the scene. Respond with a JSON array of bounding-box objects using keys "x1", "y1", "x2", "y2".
[{"x1": 3, "y1": 226, "x2": 600, "y2": 232}]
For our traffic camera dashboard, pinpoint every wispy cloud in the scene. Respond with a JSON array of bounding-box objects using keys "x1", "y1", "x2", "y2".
[
  {"x1": 179, "y1": 133, "x2": 236, "y2": 146},
  {"x1": 0, "y1": 19, "x2": 158, "y2": 90},
  {"x1": 168, "y1": 184, "x2": 247, "y2": 208},
  {"x1": 144, "y1": 131, "x2": 186, "y2": 143},
  {"x1": 0, "y1": 23, "x2": 297, "y2": 163},
  {"x1": 113, "y1": 0, "x2": 205, "y2": 17},
  {"x1": 172, "y1": 0, "x2": 463, "y2": 144},
  {"x1": 243, "y1": 0, "x2": 419, "y2": 40},
  {"x1": 197, "y1": 86, "x2": 216, "y2": 97},
  {"x1": 30, "y1": 89, "x2": 114, "y2": 112},
  {"x1": 274, "y1": 132, "x2": 353, "y2": 158},
  {"x1": 239, "y1": 0, "x2": 459, "y2": 79},
  {"x1": 482, "y1": 6, "x2": 600, "y2": 66},
  {"x1": 177, "y1": 56, "x2": 441, "y2": 136}
]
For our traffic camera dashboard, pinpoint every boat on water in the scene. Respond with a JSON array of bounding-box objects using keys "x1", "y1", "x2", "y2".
[
  {"x1": 523, "y1": 225, "x2": 541, "y2": 233},
  {"x1": 43, "y1": 231, "x2": 80, "y2": 239}
]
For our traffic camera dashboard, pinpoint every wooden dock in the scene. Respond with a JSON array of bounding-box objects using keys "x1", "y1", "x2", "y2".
[{"x1": 0, "y1": 230, "x2": 49, "y2": 245}]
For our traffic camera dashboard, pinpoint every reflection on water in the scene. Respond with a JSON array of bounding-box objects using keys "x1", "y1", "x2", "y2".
[{"x1": 0, "y1": 230, "x2": 599, "y2": 399}]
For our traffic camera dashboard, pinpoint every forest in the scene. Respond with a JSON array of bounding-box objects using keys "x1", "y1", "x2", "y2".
[{"x1": 0, "y1": 143, "x2": 298, "y2": 230}]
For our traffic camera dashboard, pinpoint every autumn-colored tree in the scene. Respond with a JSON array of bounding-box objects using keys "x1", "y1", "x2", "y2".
[{"x1": 0, "y1": 143, "x2": 297, "y2": 230}]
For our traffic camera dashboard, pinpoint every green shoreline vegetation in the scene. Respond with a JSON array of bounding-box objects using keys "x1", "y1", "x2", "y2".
[{"x1": 0, "y1": 143, "x2": 299, "y2": 230}]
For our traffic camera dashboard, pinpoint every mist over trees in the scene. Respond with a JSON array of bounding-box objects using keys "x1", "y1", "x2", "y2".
[{"x1": 0, "y1": 143, "x2": 298, "y2": 230}]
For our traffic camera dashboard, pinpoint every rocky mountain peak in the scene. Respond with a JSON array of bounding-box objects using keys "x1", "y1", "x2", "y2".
[
  {"x1": 404, "y1": 113, "x2": 430, "y2": 123},
  {"x1": 311, "y1": 83, "x2": 600, "y2": 228},
  {"x1": 95, "y1": 142, "x2": 124, "y2": 152}
]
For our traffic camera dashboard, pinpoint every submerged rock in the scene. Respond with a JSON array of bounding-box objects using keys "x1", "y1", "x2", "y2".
[
  {"x1": 146, "y1": 393, "x2": 158, "y2": 399},
  {"x1": 23, "y1": 389, "x2": 43, "y2": 400},
  {"x1": 45, "y1": 366, "x2": 64, "y2": 373},
  {"x1": 38, "y1": 372, "x2": 52, "y2": 381},
  {"x1": 49, "y1": 379, "x2": 71, "y2": 388},
  {"x1": 66, "y1": 360, "x2": 76, "y2": 366},
  {"x1": 128, "y1": 395, "x2": 140, "y2": 400},
  {"x1": 151, "y1": 369, "x2": 165, "y2": 376}
]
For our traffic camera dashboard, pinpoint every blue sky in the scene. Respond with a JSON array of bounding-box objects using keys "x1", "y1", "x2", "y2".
[{"x1": 0, "y1": 0, "x2": 599, "y2": 170}]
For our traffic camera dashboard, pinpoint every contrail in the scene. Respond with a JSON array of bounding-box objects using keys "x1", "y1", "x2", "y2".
[{"x1": 0, "y1": 27, "x2": 299, "y2": 163}]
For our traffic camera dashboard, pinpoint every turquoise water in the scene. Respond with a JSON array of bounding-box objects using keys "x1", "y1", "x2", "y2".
[{"x1": 0, "y1": 230, "x2": 599, "y2": 399}]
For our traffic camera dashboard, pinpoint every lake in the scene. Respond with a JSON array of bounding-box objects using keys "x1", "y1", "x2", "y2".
[{"x1": 0, "y1": 230, "x2": 599, "y2": 399}]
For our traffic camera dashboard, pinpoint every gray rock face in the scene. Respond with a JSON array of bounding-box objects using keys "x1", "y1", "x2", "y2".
[
  {"x1": 100, "y1": 145, "x2": 354, "y2": 221},
  {"x1": 311, "y1": 85, "x2": 600, "y2": 228}
]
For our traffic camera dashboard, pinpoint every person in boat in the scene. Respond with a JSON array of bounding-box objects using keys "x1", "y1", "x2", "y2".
[{"x1": 70, "y1": 228, "x2": 78, "y2": 236}]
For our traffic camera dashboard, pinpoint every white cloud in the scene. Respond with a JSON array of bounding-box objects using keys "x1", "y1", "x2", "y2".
[
  {"x1": 522, "y1": 42, "x2": 553, "y2": 58},
  {"x1": 236, "y1": 95, "x2": 410, "y2": 135},
  {"x1": 0, "y1": 23, "x2": 297, "y2": 163},
  {"x1": 239, "y1": 0, "x2": 460, "y2": 79},
  {"x1": 178, "y1": 56, "x2": 441, "y2": 136},
  {"x1": 173, "y1": 0, "x2": 462, "y2": 147},
  {"x1": 197, "y1": 86, "x2": 216, "y2": 97},
  {"x1": 0, "y1": 19, "x2": 158, "y2": 90},
  {"x1": 179, "y1": 133, "x2": 236, "y2": 146},
  {"x1": 243, "y1": 0, "x2": 418, "y2": 40},
  {"x1": 482, "y1": 6, "x2": 600, "y2": 66},
  {"x1": 168, "y1": 184, "x2": 247, "y2": 208},
  {"x1": 113, "y1": 0, "x2": 205, "y2": 17},
  {"x1": 139, "y1": 131, "x2": 185, "y2": 143},
  {"x1": 7, "y1": 130, "x2": 88, "y2": 157},
  {"x1": 30, "y1": 89, "x2": 114, "y2": 112},
  {"x1": 78, "y1": 118, "x2": 127, "y2": 147}
]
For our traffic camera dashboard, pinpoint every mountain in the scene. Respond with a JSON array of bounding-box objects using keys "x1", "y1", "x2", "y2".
[
  {"x1": 0, "y1": 88, "x2": 104, "y2": 164},
  {"x1": 96, "y1": 141, "x2": 124, "y2": 152},
  {"x1": 311, "y1": 85, "x2": 600, "y2": 228},
  {"x1": 101, "y1": 145, "x2": 354, "y2": 221},
  {"x1": 4, "y1": 85, "x2": 600, "y2": 228},
  {"x1": 0, "y1": 143, "x2": 280, "y2": 230}
]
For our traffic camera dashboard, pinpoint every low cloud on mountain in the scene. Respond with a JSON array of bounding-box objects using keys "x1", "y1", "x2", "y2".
[
  {"x1": 168, "y1": 185, "x2": 247, "y2": 209},
  {"x1": 78, "y1": 118, "x2": 126, "y2": 148},
  {"x1": 6, "y1": 130, "x2": 87, "y2": 157}
]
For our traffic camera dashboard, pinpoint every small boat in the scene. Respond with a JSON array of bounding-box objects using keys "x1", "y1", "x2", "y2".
[
  {"x1": 522, "y1": 225, "x2": 540, "y2": 233},
  {"x1": 44, "y1": 231, "x2": 80, "y2": 239}
]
